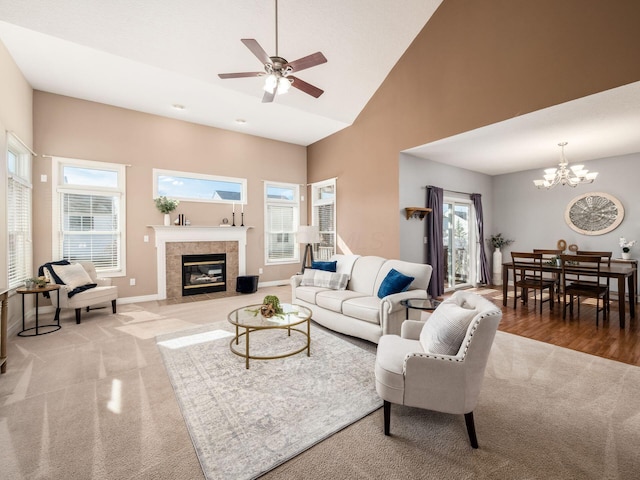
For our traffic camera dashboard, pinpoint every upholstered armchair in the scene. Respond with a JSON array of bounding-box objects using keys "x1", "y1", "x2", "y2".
[
  {"x1": 41, "y1": 261, "x2": 118, "y2": 324},
  {"x1": 374, "y1": 291, "x2": 502, "y2": 448}
]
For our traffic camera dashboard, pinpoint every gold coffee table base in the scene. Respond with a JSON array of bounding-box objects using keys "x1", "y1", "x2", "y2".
[
  {"x1": 227, "y1": 303, "x2": 313, "y2": 369},
  {"x1": 229, "y1": 324, "x2": 310, "y2": 369}
]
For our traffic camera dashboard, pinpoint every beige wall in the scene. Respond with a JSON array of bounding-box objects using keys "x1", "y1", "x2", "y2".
[
  {"x1": 0, "y1": 38, "x2": 33, "y2": 329},
  {"x1": 308, "y1": 0, "x2": 640, "y2": 258},
  {"x1": 33, "y1": 92, "x2": 307, "y2": 299}
]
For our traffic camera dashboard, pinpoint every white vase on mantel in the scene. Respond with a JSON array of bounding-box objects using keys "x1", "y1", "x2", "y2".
[
  {"x1": 163, "y1": 213, "x2": 171, "y2": 226},
  {"x1": 622, "y1": 251, "x2": 631, "y2": 260},
  {"x1": 492, "y1": 247, "x2": 502, "y2": 286}
]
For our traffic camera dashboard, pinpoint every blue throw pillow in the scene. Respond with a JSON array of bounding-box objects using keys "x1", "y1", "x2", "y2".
[
  {"x1": 377, "y1": 268, "x2": 415, "y2": 299},
  {"x1": 311, "y1": 261, "x2": 337, "y2": 272}
]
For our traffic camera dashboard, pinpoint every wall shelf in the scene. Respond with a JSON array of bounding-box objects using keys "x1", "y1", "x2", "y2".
[{"x1": 405, "y1": 207, "x2": 432, "y2": 220}]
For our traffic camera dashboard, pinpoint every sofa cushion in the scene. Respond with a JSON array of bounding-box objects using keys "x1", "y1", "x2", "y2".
[
  {"x1": 375, "y1": 259, "x2": 433, "y2": 293},
  {"x1": 51, "y1": 263, "x2": 94, "y2": 290},
  {"x1": 295, "y1": 286, "x2": 329, "y2": 305},
  {"x1": 377, "y1": 268, "x2": 415, "y2": 298},
  {"x1": 330, "y1": 254, "x2": 361, "y2": 279},
  {"x1": 316, "y1": 290, "x2": 368, "y2": 313},
  {"x1": 311, "y1": 261, "x2": 337, "y2": 272},
  {"x1": 419, "y1": 298, "x2": 478, "y2": 355},
  {"x1": 342, "y1": 296, "x2": 381, "y2": 324},
  {"x1": 300, "y1": 269, "x2": 349, "y2": 290},
  {"x1": 348, "y1": 256, "x2": 387, "y2": 295}
]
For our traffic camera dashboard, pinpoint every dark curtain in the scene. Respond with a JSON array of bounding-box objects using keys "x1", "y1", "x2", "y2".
[
  {"x1": 471, "y1": 193, "x2": 491, "y2": 284},
  {"x1": 426, "y1": 186, "x2": 444, "y2": 298}
]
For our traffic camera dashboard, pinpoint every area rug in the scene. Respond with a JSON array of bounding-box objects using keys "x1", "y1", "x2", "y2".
[{"x1": 156, "y1": 321, "x2": 382, "y2": 480}]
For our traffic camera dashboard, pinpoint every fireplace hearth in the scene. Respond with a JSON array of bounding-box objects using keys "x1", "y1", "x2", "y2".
[{"x1": 182, "y1": 253, "x2": 226, "y2": 296}]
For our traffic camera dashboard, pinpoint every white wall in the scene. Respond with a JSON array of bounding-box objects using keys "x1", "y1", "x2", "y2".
[
  {"x1": 492, "y1": 153, "x2": 640, "y2": 260},
  {"x1": 399, "y1": 153, "x2": 494, "y2": 264}
]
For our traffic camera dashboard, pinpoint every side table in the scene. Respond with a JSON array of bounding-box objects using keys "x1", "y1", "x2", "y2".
[
  {"x1": 16, "y1": 284, "x2": 62, "y2": 337},
  {"x1": 400, "y1": 297, "x2": 442, "y2": 320}
]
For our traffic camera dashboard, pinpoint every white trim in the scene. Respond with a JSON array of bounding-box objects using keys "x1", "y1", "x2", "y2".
[{"x1": 150, "y1": 225, "x2": 251, "y2": 300}]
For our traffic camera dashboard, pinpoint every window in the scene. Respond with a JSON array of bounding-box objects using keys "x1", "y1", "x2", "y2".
[
  {"x1": 153, "y1": 168, "x2": 247, "y2": 204},
  {"x1": 7, "y1": 135, "x2": 32, "y2": 289},
  {"x1": 311, "y1": 178, "x2": 336, "y2": 261},
  {"x1": 52, "y1": 157, "x2": 126, "y2": 276},
  {"x1": 264, "y1": 182, "x2": 300, "y2": 264}
]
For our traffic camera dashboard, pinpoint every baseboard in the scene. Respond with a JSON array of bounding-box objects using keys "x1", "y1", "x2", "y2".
[{"x1": 258, "y1": 279, "x2": 291, "y2": 288}]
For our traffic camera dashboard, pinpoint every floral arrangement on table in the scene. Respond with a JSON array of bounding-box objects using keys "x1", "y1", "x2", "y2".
[
  {"x1": 619, "y1": 237, "x2": 636, "y2": 253},
  {"x1": 247, "y1": 295, "x2": 286, "y2": 318},
  {"x1": 487, "y1": 233, "x2": 514, "y2": 250},
  {"x1": 154, "y1": 196, "x2": 180, "y2": 214},
  {"x1": 26, "y1": 276, "x2": 48, "y2": 288}
]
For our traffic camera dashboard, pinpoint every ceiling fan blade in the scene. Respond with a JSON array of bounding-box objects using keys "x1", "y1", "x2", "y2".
[
  {"x1": 289, "y1": 76, "x2": 324, "y2": 98},
  {"x1": 285, "y1": 52, "x2": 327, "y2": 73},
  {"x1": 262, "y1": 89, "x2": 276, "y2": 103},
  {"x1": 218, "y1": 72, "x2": 263, "y2": 79},
  {"x1": 241, "y1": 38, "x2": 272, "y2": 65}
]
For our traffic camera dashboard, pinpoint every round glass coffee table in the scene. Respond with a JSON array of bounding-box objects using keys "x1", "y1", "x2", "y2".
[
  {"x1": 400, "y1": 297, "x2": 442, "y2": 320},
  {"x1": 227, "y1": 303, "x2": 312, "y2": 369}
]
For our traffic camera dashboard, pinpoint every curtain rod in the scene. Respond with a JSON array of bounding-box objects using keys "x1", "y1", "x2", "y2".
[
  {"x1": 6, "y1": 131, "x2": 37, "y2": 156},
  {"x1": 40, "y1": 153, "x2": 132, "y2": 167},
  {"x1": 424, "y1": 185, "x2": 474, "y2": 196}
]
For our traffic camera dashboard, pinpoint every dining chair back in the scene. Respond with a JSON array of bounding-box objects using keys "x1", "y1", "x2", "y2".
[
  {"x1": 560, "y1": 254, "x2": 608, "y2": 325},
  {"x1": 575, "y1": 251, "x2": 612, "y2": 313},
  {"x1": 511, "y1": 252, "x2": 556, "y2": 313},
  {"x1": 533, "y1": 249, "x2": 563, "y2": 301}
]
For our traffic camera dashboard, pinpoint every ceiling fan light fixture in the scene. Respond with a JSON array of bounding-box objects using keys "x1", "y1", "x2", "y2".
[
  {"x1": 276, "y1": 77, "x2": 292, "y2": 95},
  {"x1": 263, "y1": 74, "x2": 278, "y2": 93}
]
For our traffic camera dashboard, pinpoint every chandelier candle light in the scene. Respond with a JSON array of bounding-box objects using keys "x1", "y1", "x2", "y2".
[{"x1": 533, "y1": 142, "x2": 598, "y2": 189}]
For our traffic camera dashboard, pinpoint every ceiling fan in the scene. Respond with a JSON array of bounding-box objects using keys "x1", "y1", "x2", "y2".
[{"x1": 218, "y1": 0, "x2": 327, "y2": 103}]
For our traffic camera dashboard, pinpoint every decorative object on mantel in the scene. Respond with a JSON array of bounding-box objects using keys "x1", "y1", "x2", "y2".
[
  {"x1": 487, "y1": 233, "x2": 514, "y2": 286},
  {"x1": 620, "y1": 237, "x2": 636, "y2": 260},
  {"x1": 154, "y1": 196, "x2": 180, "y2": 226},
  {"x1": 220, "y1": 217, "x2": 231, "y2": 227},
  {"x1": 404, "y1": 207, "x2": 432, "y2": 220},
  {"x1": 533, "y1": 142, "x2": 598, "y2": 189},
  {"x1": 564, "y1": 192, "x2": 624, "y2": 236}
]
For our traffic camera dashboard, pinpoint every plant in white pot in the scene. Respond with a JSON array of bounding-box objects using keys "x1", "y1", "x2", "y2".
[
  {"x1": 619, "y1": 237, "x2": 636, "y2": 260},
  {"x1": 154, "y1": 196, "x2": 180, "y2": 226},
  {"x1": 487, "y1": 233, "x2": 514, "y2": 286}
]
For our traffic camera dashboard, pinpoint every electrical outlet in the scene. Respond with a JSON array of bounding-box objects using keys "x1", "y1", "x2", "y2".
[
  {"x1": 143, "y1": 235, "x2": 149, "y2": 242},
  {"x1": 129, "y1": 278, "x2": 136, "y2": 286},
  {"x1": 258, "y1": 268, "x2": 264, "y2": 274},
  {"x1": 40, "y1": 174, "x2": 47, "y2": 182}
]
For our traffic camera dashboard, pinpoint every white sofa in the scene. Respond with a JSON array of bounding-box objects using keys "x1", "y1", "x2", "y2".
[{"x1": 291, "y1": 255, "x2": 433, "y2": 344}]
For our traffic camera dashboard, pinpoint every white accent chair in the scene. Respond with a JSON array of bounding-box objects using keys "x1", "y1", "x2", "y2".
[
  {"x1": 374, "y1": 291, "x2": 502, "y2": 448},
  {"x1": 43, "y1": 261, "x2": 118, "y2": 324}
]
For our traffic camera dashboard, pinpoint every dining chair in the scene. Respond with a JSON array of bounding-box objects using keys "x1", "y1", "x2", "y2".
[
  {"x1": 533, "y1": 249, "x2": 563, "y2": 302},
  {"x1": 560, "y1": 254, "x2": 609, "y2": 326},
  {"x1": 511, "y1": 252, "x2": 556, "y2": 313},
  {"x1": 575, "y1": 251, "x2": 612, "y2": 313}
]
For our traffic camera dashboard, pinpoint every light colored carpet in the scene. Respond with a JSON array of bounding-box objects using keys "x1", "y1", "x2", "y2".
[
  {"x1": 1, "y1": 285, "x2": 639, "y2": 479},
  {"x1": 157, "y1": 321, "x2": 381, "y2": 480}
]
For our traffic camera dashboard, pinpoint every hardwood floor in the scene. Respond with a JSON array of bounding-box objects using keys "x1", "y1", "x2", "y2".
[{"x1": 465, "y1": 286, "x2": 640, "y2": 367}]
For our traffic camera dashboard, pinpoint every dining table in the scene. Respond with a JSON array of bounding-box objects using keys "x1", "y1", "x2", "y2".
[{"x1": 502, "y1": 261, "x2": 636, "y2": 328}]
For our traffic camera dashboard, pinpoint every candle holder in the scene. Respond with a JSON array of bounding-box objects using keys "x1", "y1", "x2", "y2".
[
  {"x1": 241, "y1": 213, "x2": 245, "y2": 227},
  {"x1": 232, "y1": 212, "x2": 236, "y2": 227}
]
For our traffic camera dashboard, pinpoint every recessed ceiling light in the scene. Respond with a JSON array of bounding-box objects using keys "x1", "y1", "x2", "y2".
[
  {"x1": 235, "y1": 119, "x2": 247, "y2": 125},
  {"x1": 172, "y1": 104, "x2": 185, "y2": 110}
]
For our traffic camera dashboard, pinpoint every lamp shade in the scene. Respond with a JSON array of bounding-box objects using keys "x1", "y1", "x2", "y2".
[{"x1": 297, "y1": 225, "x2": 320, "y2": 244}]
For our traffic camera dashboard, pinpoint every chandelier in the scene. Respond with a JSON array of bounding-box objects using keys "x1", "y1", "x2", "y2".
[{"x1": 533, "y1": 142, "x2": 598, "y2": 189}]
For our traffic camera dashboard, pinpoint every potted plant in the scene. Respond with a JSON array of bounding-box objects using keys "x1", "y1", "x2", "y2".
[
  {"x1": 619, "y1": 237, "x2": 636, "y2": 260},
  {"x1": 486, "y1": 233, "x2": 514, "y2": 286},
  {"x1": 154, "y1": 196, "x2": 180, "y2": 226}
]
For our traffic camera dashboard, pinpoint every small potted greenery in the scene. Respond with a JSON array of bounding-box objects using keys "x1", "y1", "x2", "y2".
[
  {"x1": 487, "y1": 233, "x2": 514, "y2": 251},
  {"x1": 154, "y1": 196, "x2": 180, "y2": 226}
]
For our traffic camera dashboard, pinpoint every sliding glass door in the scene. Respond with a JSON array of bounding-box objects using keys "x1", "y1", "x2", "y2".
[{"x1": 443, "y1": 198, "x2": 474, "y2": 290}]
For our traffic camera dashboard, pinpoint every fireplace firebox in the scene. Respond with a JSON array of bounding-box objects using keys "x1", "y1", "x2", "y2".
[{"x1": 182, "y1": 253, "x2": 226, "y2": 296}]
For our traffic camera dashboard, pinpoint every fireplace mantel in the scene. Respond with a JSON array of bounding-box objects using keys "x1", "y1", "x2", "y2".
[{"x1": 149, "y1": 225, "x2": 252, "y2": 300}]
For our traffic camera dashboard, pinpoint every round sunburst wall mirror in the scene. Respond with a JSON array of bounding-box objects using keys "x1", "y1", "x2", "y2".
[{"x1": 564, "y1": 192, "x2": 624, "y2": 236}]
